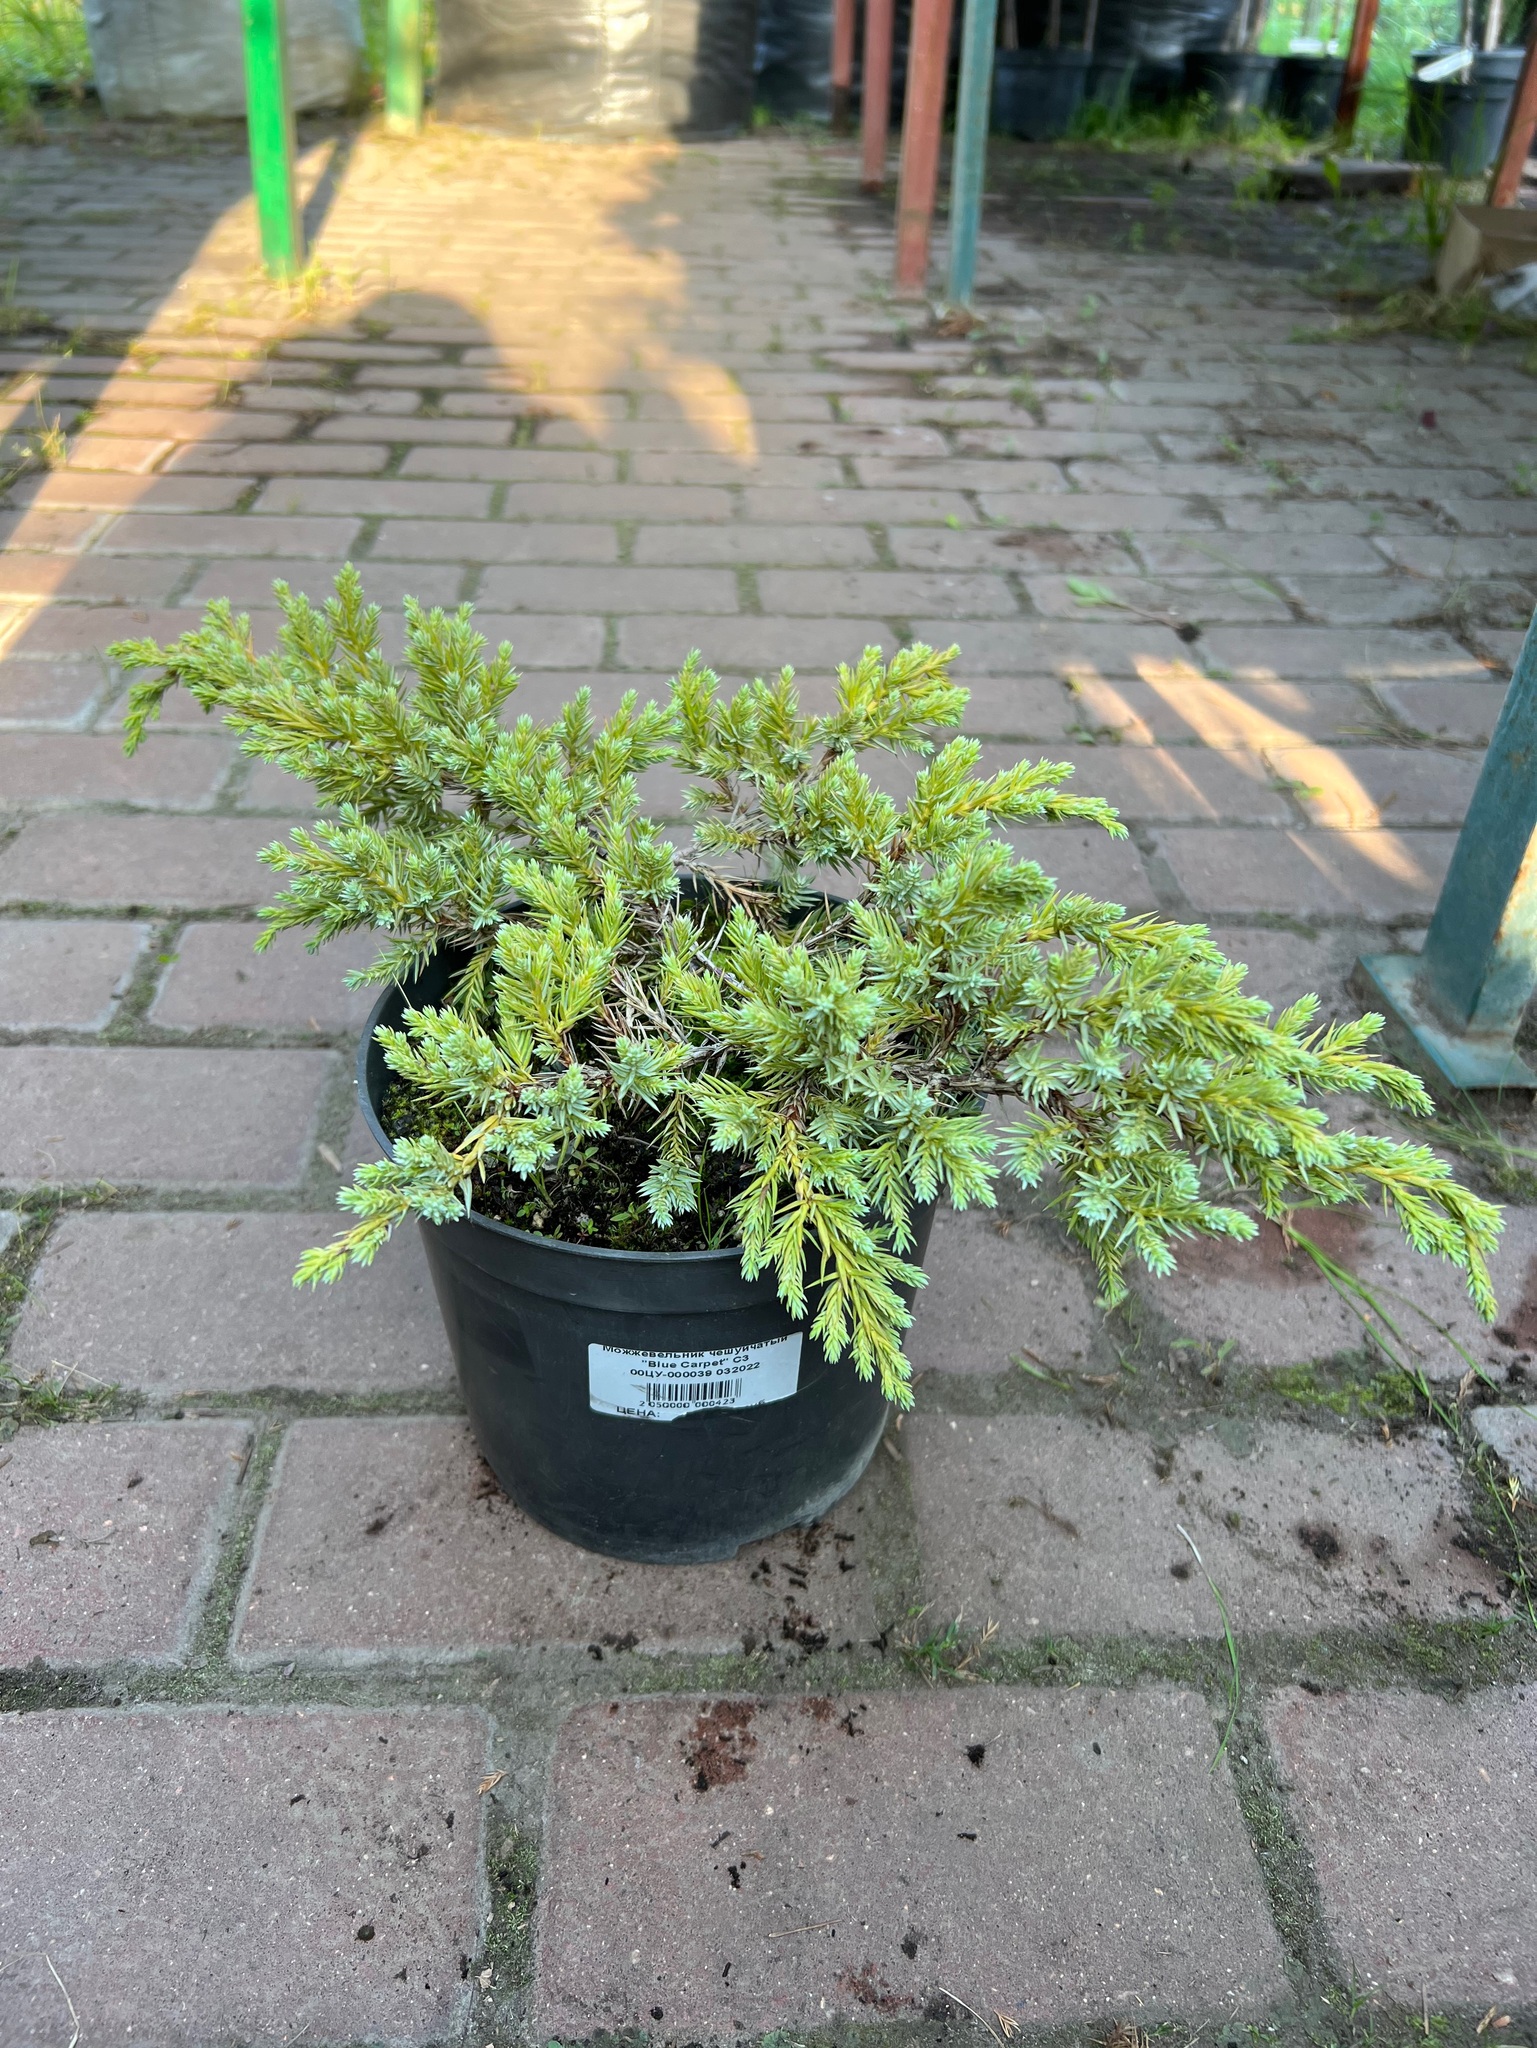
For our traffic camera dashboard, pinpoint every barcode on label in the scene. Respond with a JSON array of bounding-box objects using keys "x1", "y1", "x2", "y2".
[
  {"x1": 589, "y1": 1332, "x2": 802, "y2": 1422},
  {"x1": 646, "y1": 1377, "x2": 742, "y2": 1408}
]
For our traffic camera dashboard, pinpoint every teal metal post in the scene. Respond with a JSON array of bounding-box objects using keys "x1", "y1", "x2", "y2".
[
  {"x1": 947, "y1": 0, "x2": 1000, "y2": 305},
  {"x1": 1356, "y1": 603, "x2": 1537, "y2": 1090},
  {"x1": 385, "y1": 0, "x2": 425, "y2": 132},
  {"x1": 241, "y1": 0, "x2": 302, "y2": 278}
]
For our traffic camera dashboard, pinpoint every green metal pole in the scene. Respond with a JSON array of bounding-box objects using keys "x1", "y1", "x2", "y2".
[
  {"x1": 947, "y1": 0, "x2": 1000, "y2": 305},
  {"x1": 385, "y1": 0, "x2": 425, "y2": 133},
  {"x1": 241, "y1": 0, "x2": 302, "y2": 279}
]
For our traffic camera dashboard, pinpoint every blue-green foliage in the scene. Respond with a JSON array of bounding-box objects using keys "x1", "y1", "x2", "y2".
[{"x1": 114, "y1": 567, "x2": 1501, "y2": 1403}]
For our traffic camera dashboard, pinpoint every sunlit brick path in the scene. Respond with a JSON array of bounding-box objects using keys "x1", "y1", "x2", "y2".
[{"x1": 1, "y1": 123, "x2": 1534, "y2": 2046}]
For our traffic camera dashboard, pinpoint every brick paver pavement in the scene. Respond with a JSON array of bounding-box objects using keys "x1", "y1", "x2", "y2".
[{"x1": 2, "y1": 120, "x2": 1536, "y2": 2044}]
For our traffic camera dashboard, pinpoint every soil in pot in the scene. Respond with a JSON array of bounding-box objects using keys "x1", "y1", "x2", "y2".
[{"x1": 360, "y1": 951, "x2": 935, "y2": 1567}]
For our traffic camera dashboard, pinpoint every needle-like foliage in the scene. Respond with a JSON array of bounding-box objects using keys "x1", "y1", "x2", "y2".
[{"x1": 115, "y1": 567, "x2": 1502, "y2": 1405}]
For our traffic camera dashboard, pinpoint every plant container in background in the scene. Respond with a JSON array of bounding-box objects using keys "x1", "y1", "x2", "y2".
[
  {"x1": 435, "y1": 0, "x2": 759, "y2": 136},
  {"x1": 1405, "y1": 44, "x2": 1526, "y2": 175},
  {"x1": 1085, "y1": 51, "x2": 1137, "y2": 106},
  {"x1": 1268, "y1": 50, "x2": 1345, "y2": 134},
  {"x1": 1184, "y1": 46, "x2": 1278, "y2": 115},
  {"x1": 358, "y1": 951, "x2": 934, "y2": 1566},
  {"x1": 993, "y1": 46, "x2": 1092, "y2": 134}
]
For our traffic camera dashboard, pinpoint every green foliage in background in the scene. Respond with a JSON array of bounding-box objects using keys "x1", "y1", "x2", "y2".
[
  {"x1": 112, "y1": 569, "x2": 1503, "y2": 1404},
  {"x1": 0, "y1": 0, "x2": 89, "y2": 130}
]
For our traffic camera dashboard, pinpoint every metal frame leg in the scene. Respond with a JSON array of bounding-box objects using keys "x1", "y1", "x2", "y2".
[
  {"x1": 242, "y1": 0, "x2": 302, "y2": 279},
  {"x1": 947, "y1": 0, "x2": 999, "y2": 306},
  {"x1": 1355, "y1": 604, "x2": 1537, "y2": 1091},
  {"x1": 385, "y1": 0, "x2": 425, "y2": 134},
  {"x1": 894, "y1": 0, "x2": 957, "y2": 296}
]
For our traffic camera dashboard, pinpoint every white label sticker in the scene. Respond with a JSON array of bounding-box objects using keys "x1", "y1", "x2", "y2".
[{"x1": 588, "y1": 1332, "x2": 803, "y2": 1423}]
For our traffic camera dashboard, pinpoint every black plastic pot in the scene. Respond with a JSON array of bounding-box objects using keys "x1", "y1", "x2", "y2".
[
  {"x1": 1268, "y1": 52, "x2": 1345, "y2": 136},
  {"x1": 356, "y1": 949, "x2": 934, "y2": 1564},
  {"x1": 1184, "y1": 47, "x2": 1278, "y2": 118},
  {"x1": 992, "y1": 47, "x2": 1092, "y2": 138},
  {"x1": 1085, "y1": 53, "x2": 1138, "y2": 109},
  {"x1": 1405, "y1": 46, "x2": 1526, "y2": 176}
]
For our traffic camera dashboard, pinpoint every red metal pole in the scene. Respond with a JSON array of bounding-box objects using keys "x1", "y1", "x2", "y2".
[
  {"x1": 832, "y1": 0, "x2": 858, "y2": 127},
  {"x1": 861, "y1": 0, "x2": 896, "y2": 188},
  {"x1": 894, "y1": 0, "x2": 957, "y2": 295},
  {"x1": 1334, "y1": 0, "x2": 1381, "y2": 140},
  {"x1": 1489, "y1": 22, "x2": 1537, "y2": 205}
]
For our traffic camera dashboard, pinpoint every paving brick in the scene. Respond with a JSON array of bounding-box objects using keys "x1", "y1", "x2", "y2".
[
  {"x1": 979, "y1": 491, "x2": 1222, "y2": 532},
  {"x1": 1471, "y1": 1404, "x2": 1537, "y2": 1491},
  {"x1": 461, "y1": 611, "x2": 607, "y2": 666},
  {"x1": 6, "y1": 470, "x2": 253, "y2": 513},
  {"x1": 98, "y1": 512, "x2": 362, "y2": 556},
  {"x1": 741, "y1": 485, "x2": 975, "y2": 525},
  {"x1": 1274, "y1": 744, "x2": 1480, "y2": 829},
  {"x1": 891, "y1": 525, "x2": 1141, "y2": 575},
  {"x1": 917, "y1": 617, "x2": 1196, "y2": 677},
  {"x1": 149, "y1": 923, "x2": 379, "y2": 1031},
  {"x1": 236, "y1": 1416, "x2": 877, "y2": 1663},
  {"x1": 618, "y1": 614, "x2": 894, "y2": 672},
  {"x1": 854, "y1": 456, "x2": 1067, "y2": 493},
  {"x1": 905, "y1": 1204, "x2": 1103, "y2": 1375},
  {"x1": 1154, "y1": 826, "x2": 1453, "y2": 918},
  {"x1": 0, "y1": 656, "x2": 110, "y2": 724},
  {"x1": 1375, "y1": 679, "x2": 1507, "y2": 744},
  {"x1": 1006, "y1": 821, "x2": 1161, "y2": 906},
  {"x1": 372, "y1": 517, "x2": 618, "y2": 563},
  {"x1": 757, "y1": 569, "x2": 1018, "y2": 617},
  {"x1": 1030, "y1": 570, "x2": 1293, "y2": 626},
  {"x1": 0, "y1": 731, "x2": 230, "y2": 807},
  {"x1": 632, "y1": 524, "x2": 878, "y2": 566},
  {"x1": 1266, "y1": 1686, "x2": 1537, "y2": 2003},
  {"x1": 0, "y1": 1420, "x2": 249, "y2": 1664},
  {"x1": 0, "y1": 918, "x2": 144, "y2": 1028},
  {"x1": 0, "y1": 553, "x2": 186, "y2": 604},
  {"x1": 1072, "y1": 674, "x2": 1369, "y2": 747},
  {"x1": 1052, "y1": 743, "x2": 1291, "y2": 824},
  {"x1": 478, "y1": 564, "x2": 738, "y2": 613},
  {"x1": 10, "y1": 602, "x2": 202, "y2": 658},
  {"x1": 532, "y1": 1686, "x2": 1288, "y2": 2038},
  {"x1": 1198, "y1": 626, "x2": 1491, "y2": 683},
  {"x1": 0, "y1": 1705, "x2": 487, "y2": 2046},
  {"x1": 11, "y1": 1210, "x2": 449, "y2": 1393},
  {"x1": 1144, "y1": 1202, "x2": 1537, "y2": 1385},
  {"x1": 251, "y1": 478, "x2": 494, "y2": 518},
  {"x1": 168, "y1": 440, "x2": 392, "y2": 474},
  {"x1": 0, "y1": 814, "x2": 279, "y2": 909},
  {"x1": 500, "y1": 482, "x2": 733, "y2": 521},
  {"x1": 907, "y1": 1413, "x2": 1499, "y2": 1637},
  {"x1": 0, "y1": 1046, "x2": 332, "y2": 1187},
  {"x1": 184, "y1": 557, "x2": 463, "y2": 611}
]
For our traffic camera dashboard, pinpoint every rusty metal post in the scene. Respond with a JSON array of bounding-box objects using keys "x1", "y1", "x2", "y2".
[
  {"x1": 1334, "y1": 0, "x2": 1381, "y2": 140},
  {"x1": 894, "y1": 0, "x2": 957, "y2": 295},
  {"x1": 861, "y1": 0, "x2": 896, "y2": 187},
  {"x1": 1488, "y1": 22, "x2": 1537, "y2": 205},
  {"x1": 832, "y1": 0, "x2": 858, "y2": 127}
]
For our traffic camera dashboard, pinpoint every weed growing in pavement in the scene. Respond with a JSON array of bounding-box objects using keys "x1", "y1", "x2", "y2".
[
  {"x1": 0, "y1": 1360, "x2": 119, "y2": 1437},
  {"x1": 1176, "y1": 1525, "x2": 1240, "y2": 1769},
  {"x1": 1418, "y1": 1094, "x2": 1537, "y2": 1203},
  {"x1": 1284, "y1": 1223, "x2": 1537, "y2": 1631},
  {"x1": 896, "y1": 1606, "x2": 998, "y2": 1684},
  {"x1": 1294, "y1": 286, "x2": 1537, "y2": 349}
]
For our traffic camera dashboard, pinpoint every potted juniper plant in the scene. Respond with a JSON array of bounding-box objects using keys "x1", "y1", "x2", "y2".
[{"x1": 115, "y1": 570, "x2": 1501, "y2": 1564}]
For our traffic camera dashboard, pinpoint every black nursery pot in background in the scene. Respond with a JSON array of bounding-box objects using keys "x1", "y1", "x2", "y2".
[
  {"x1": 357, "y1": 953, "x2": 934, "y2": 1565},
  {"x1": 992, "y1": 46, "x2": 1093, "y2": 137},
  {"x1": 1268, "y1": 52, "x2": 1345, "y2": 136},
  {"x1": 1184, "y1": 47, "x2": 1278, "y2": 118},
  {"x1": 1405, "y1": 46, "x2": 1526, "y2": 176}
]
